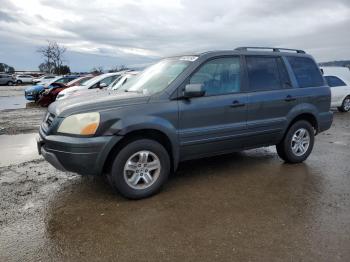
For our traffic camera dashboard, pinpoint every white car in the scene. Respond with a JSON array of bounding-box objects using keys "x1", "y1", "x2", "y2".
[
  {"x1": 16, "y1": 74, "x2": 34, "y2": 84},
  {"x1": 108, "y1": 71, "x2": 139, "y2": 91},
  {"x1": 56, "y1": 72, "x2": 125, "y2": 100},
  {"x1": 33, "y1": 75, "x2": 56, "y2": 84},
  {"x1": 66, "y1": 72, "x2": 140, "y2": 99},
  {"x1": 322, "y1": 67, "x2": 350, "y2": 112}
]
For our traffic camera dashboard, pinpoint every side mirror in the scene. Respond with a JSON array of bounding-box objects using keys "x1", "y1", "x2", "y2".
[
  {"x1": 99, "y1": 83, "x2": 108, "y2": 89},
  {"x1": 183, "y1": 84, "x2": 205, "y2": 98}
]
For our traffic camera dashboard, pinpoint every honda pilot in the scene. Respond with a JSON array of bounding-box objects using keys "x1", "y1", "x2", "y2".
[{"x1": 37, "y1": 47, "x2": 333, "y2": 199}]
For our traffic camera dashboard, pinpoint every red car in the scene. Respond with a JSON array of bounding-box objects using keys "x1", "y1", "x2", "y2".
[{"x1": 37, "y1": 75, "x2": 93, "y2": 106}]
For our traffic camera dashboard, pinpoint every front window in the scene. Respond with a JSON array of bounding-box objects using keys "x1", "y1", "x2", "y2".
[
  {"x1": 189, "y1": 57, "x2": 241, "y2": 96},
  {"x1": 121, "y1": 58, "x2": 193, "y2": 95}
]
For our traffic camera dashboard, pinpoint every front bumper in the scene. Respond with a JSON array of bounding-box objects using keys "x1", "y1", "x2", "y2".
[
  {"x1": 25, "y1": 94, "x2": 36, "y2": 101},
  {"x1": 38, "y1": 127, "x2": 123, "y2": 176}
]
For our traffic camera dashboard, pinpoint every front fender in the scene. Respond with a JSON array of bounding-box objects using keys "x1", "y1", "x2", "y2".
[{"x1": 105, "y1": 115, "x2": 180, "y2": 169}]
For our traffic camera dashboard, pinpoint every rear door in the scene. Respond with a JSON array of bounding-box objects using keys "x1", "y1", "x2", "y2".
[
  {"x1": 244, "y1": 55, "x2": 298, "y2": 148},
  {"x1": 178, "y1": 56, "x2": 248, "y2": 160}
]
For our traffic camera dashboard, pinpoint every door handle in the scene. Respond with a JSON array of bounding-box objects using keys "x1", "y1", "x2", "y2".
[
  {"x1": 230, "y1": 100, "x2": 245, "y2": 108},
  {"x1": 285, "y1": 95, "x2": 296, "y2": 102}
]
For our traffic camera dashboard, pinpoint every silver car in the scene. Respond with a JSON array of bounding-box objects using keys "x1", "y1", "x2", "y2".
[{"x1": 0, "y1": 74, "x2": 16, "y2": 86}]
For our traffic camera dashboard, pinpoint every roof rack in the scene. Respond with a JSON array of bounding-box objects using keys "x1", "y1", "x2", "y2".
[{"x1": 235, "y1": 47, "x2": 306, "y2": 54}]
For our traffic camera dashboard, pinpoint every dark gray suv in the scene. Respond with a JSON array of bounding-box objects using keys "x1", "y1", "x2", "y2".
[{"x1": 37, "y1": 47, "x2": 333, "y2": 199}]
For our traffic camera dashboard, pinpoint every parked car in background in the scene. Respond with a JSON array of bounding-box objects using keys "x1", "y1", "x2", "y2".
[
  {"x1": 56, "y1": 72, "x2": 125, "y2": 100},
  {"x1": 25, "y1": 75, "x2": 79, "y2": 101},
  {"x1": 39, "y1": 75, "x2": 79, "y2": 87},
  {"x1": 0, "y1": 74, "x2": 16, "y2": 85},
  {"x1": 37, "y1": 75, "x2": 94, "y2": 106},
  {"x1": 33, "y1": 75, "x2": 56, "y2": 84},
  {"x1": 16, "y1": 74, "x2": 34, "y2": 84},
  {"x1": 67, "y1": 72, "x2": 140, "y2": 99},
  {"x1": 38, "y1": 47, "x2": 332, "y2": 199},
  {"x1": 322, "y1": 67, "x2": 350, "y2": 112},
  {"x1": 108, "y1": 71, "x2": 139, "y2": 90}
]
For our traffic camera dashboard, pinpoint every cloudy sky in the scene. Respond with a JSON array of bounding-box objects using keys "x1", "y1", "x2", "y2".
[{"x1": 0, "y1": 0, "x2": 349, "y2": 71}]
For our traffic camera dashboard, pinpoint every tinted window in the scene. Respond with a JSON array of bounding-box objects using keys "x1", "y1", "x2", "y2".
[
  {"x1": 246, "y1": 56, "x2": 282, "y2": 91},
  {"x1": 55, "y1": 78, "x2": 66, "y2": 83},
  {"x1": 325, "y1": 76, "x2": 346, "y2": 87},
  {"x1": 189, "y1": 57, "x2": 240, "y2": 96},
  {"x1": 287, "y1": 57, "x2": 324, "y2": 88}
]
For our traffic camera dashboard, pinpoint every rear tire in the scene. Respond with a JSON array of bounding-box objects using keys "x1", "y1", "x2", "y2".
[
  {"x1": 338, "y1": 96, "x2": 350, "y2": 112},
  {"x1": 16, "y1": 80, "x2": 22, "y2": 85},
  {"x1": 108, "y1": 139, "x2": 170, "y2": 199},
  {"x1": 7, "y1": 81, "x2": 14, "y2": 86},
  {"x1": 276, "y1": 120, "x2": 314, "y2": 163}
]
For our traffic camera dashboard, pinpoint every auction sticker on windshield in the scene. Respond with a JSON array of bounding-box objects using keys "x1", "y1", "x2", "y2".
[{"x1": 179, "y1": 56, "x2": 198, "y2": 62}]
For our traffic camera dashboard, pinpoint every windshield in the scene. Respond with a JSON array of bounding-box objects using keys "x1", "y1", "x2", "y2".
[
  {"x1": 107, "y1": 75, "x2": 123, "y2": 90},
  {"x1": 121, "y1": 58, "x2": 193, "y2": 95}
]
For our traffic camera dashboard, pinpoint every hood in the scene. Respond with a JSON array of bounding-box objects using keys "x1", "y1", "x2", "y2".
[
  {"x1": 49, "y1": 90, "x2": 150, "y2": 117},
  {"x1": 59, "y1": 85, "x2": 85, "y2": 96},
  {"x1": 25, "y1": 85, "x2": 45, "y2": 92},
  {"x1": 69, "y1": 88, "x2": 104, "y2": 98}
]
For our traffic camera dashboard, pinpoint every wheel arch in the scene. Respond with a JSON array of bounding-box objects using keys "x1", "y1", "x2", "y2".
[
  {"x1": 102, "y1": 128, "x2": 178, "y2": 175},
  {"x1": 285, "y1": 112, "x2": 318, "y2": 140}
]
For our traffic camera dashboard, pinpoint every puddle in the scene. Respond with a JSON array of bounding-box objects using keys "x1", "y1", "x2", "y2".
[
  {"x1": 0, "y1": 96, "x2": 34, "y2": 110},
  {"x1": 0, "y1": 133, "x2": 41, "y2": 167}
]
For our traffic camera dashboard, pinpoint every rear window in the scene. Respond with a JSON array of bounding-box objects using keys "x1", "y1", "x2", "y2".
[
  {"x1": 325, "y1": 76, "x2": 346, "y2": 87},
  {"x1": 287, "y1": 57, "x2": 324, "y2": 88}
]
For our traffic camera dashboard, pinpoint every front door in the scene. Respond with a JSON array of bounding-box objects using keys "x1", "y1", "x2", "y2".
[{"x1": 178, "y1": 56, "x2": 248, "y2": 160}]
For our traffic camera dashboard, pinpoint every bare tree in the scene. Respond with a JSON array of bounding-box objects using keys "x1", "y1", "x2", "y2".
[
  {"x1": 37, "y1": 40, "x2": 67, "y2": 74},
  {"x1": 91, "y1": 66, "x2": 104, "y2": 74},
  {"x1": 108, "y1": 64, "x2": 129, "y2": 72}
]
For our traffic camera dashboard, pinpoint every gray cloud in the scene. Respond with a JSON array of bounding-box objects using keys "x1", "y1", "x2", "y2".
[{"x1": 0, "y1": 0, "x2": 349, "y2": 71}]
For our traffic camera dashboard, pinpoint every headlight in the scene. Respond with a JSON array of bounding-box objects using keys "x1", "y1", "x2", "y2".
[{"x1": 57, "y1": 112, "x2": 100, "y2": 135}]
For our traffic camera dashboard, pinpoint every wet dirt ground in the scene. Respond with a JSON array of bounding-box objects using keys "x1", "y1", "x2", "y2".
[
  {"x1": 0, "y1": 86, "x2": 46, "y2": 134},
  {"x1": 0, "y1": 91, "x2": 349, "y2": 261}
]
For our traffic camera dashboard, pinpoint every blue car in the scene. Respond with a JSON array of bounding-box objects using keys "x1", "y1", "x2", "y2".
[{"x1": 24, "y1": 75, "x2": 79, "y2": 101}]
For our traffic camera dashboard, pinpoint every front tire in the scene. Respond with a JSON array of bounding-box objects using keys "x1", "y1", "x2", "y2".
[
  {"x1": 16, "y1": 80, "x2": 22, "y2": 85},
  {"x1": 109, "y1": 139, "x2": 170, "y2": 199},
  {"x1": 276, "y1": 120, "x2": 314, "y2": 163},
  {"x1": 338, "y1": 96, "x2": 350, "y2": 112},
  {"x1": 7, "y1": 81, "x2": 14, "y2": 86}
]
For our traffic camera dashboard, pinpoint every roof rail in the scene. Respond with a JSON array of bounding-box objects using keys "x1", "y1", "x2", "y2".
[{"x1": 235, "y1": 47, "x2": 306, "y2": 54}]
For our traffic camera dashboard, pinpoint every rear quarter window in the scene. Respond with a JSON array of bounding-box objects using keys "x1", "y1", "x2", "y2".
[
  {"x1": 325, "y1": 76, "x2": 346, "y2": 87},
  {"x1": 287, "y1": 57, "x2": 324, "y2": 88}
]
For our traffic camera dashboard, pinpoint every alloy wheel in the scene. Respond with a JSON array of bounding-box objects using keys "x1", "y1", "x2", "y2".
[
  {"x1": 123, "y1": 150, "x2": 161, "y2": 190},
  {"x1": 291, "y1": 128, "x2": 310, "y2": 156}
]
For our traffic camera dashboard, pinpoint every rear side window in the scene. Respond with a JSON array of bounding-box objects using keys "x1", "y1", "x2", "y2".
[
  {"x1": 325, "y1": 76, "x2": 346, "y2": 87},
  {"x1": 246, "y1": 56, "x2": 283, "y2": 91},
  {"x1": 287, "y1": 57, "x2": 324, "y2": 88}
]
